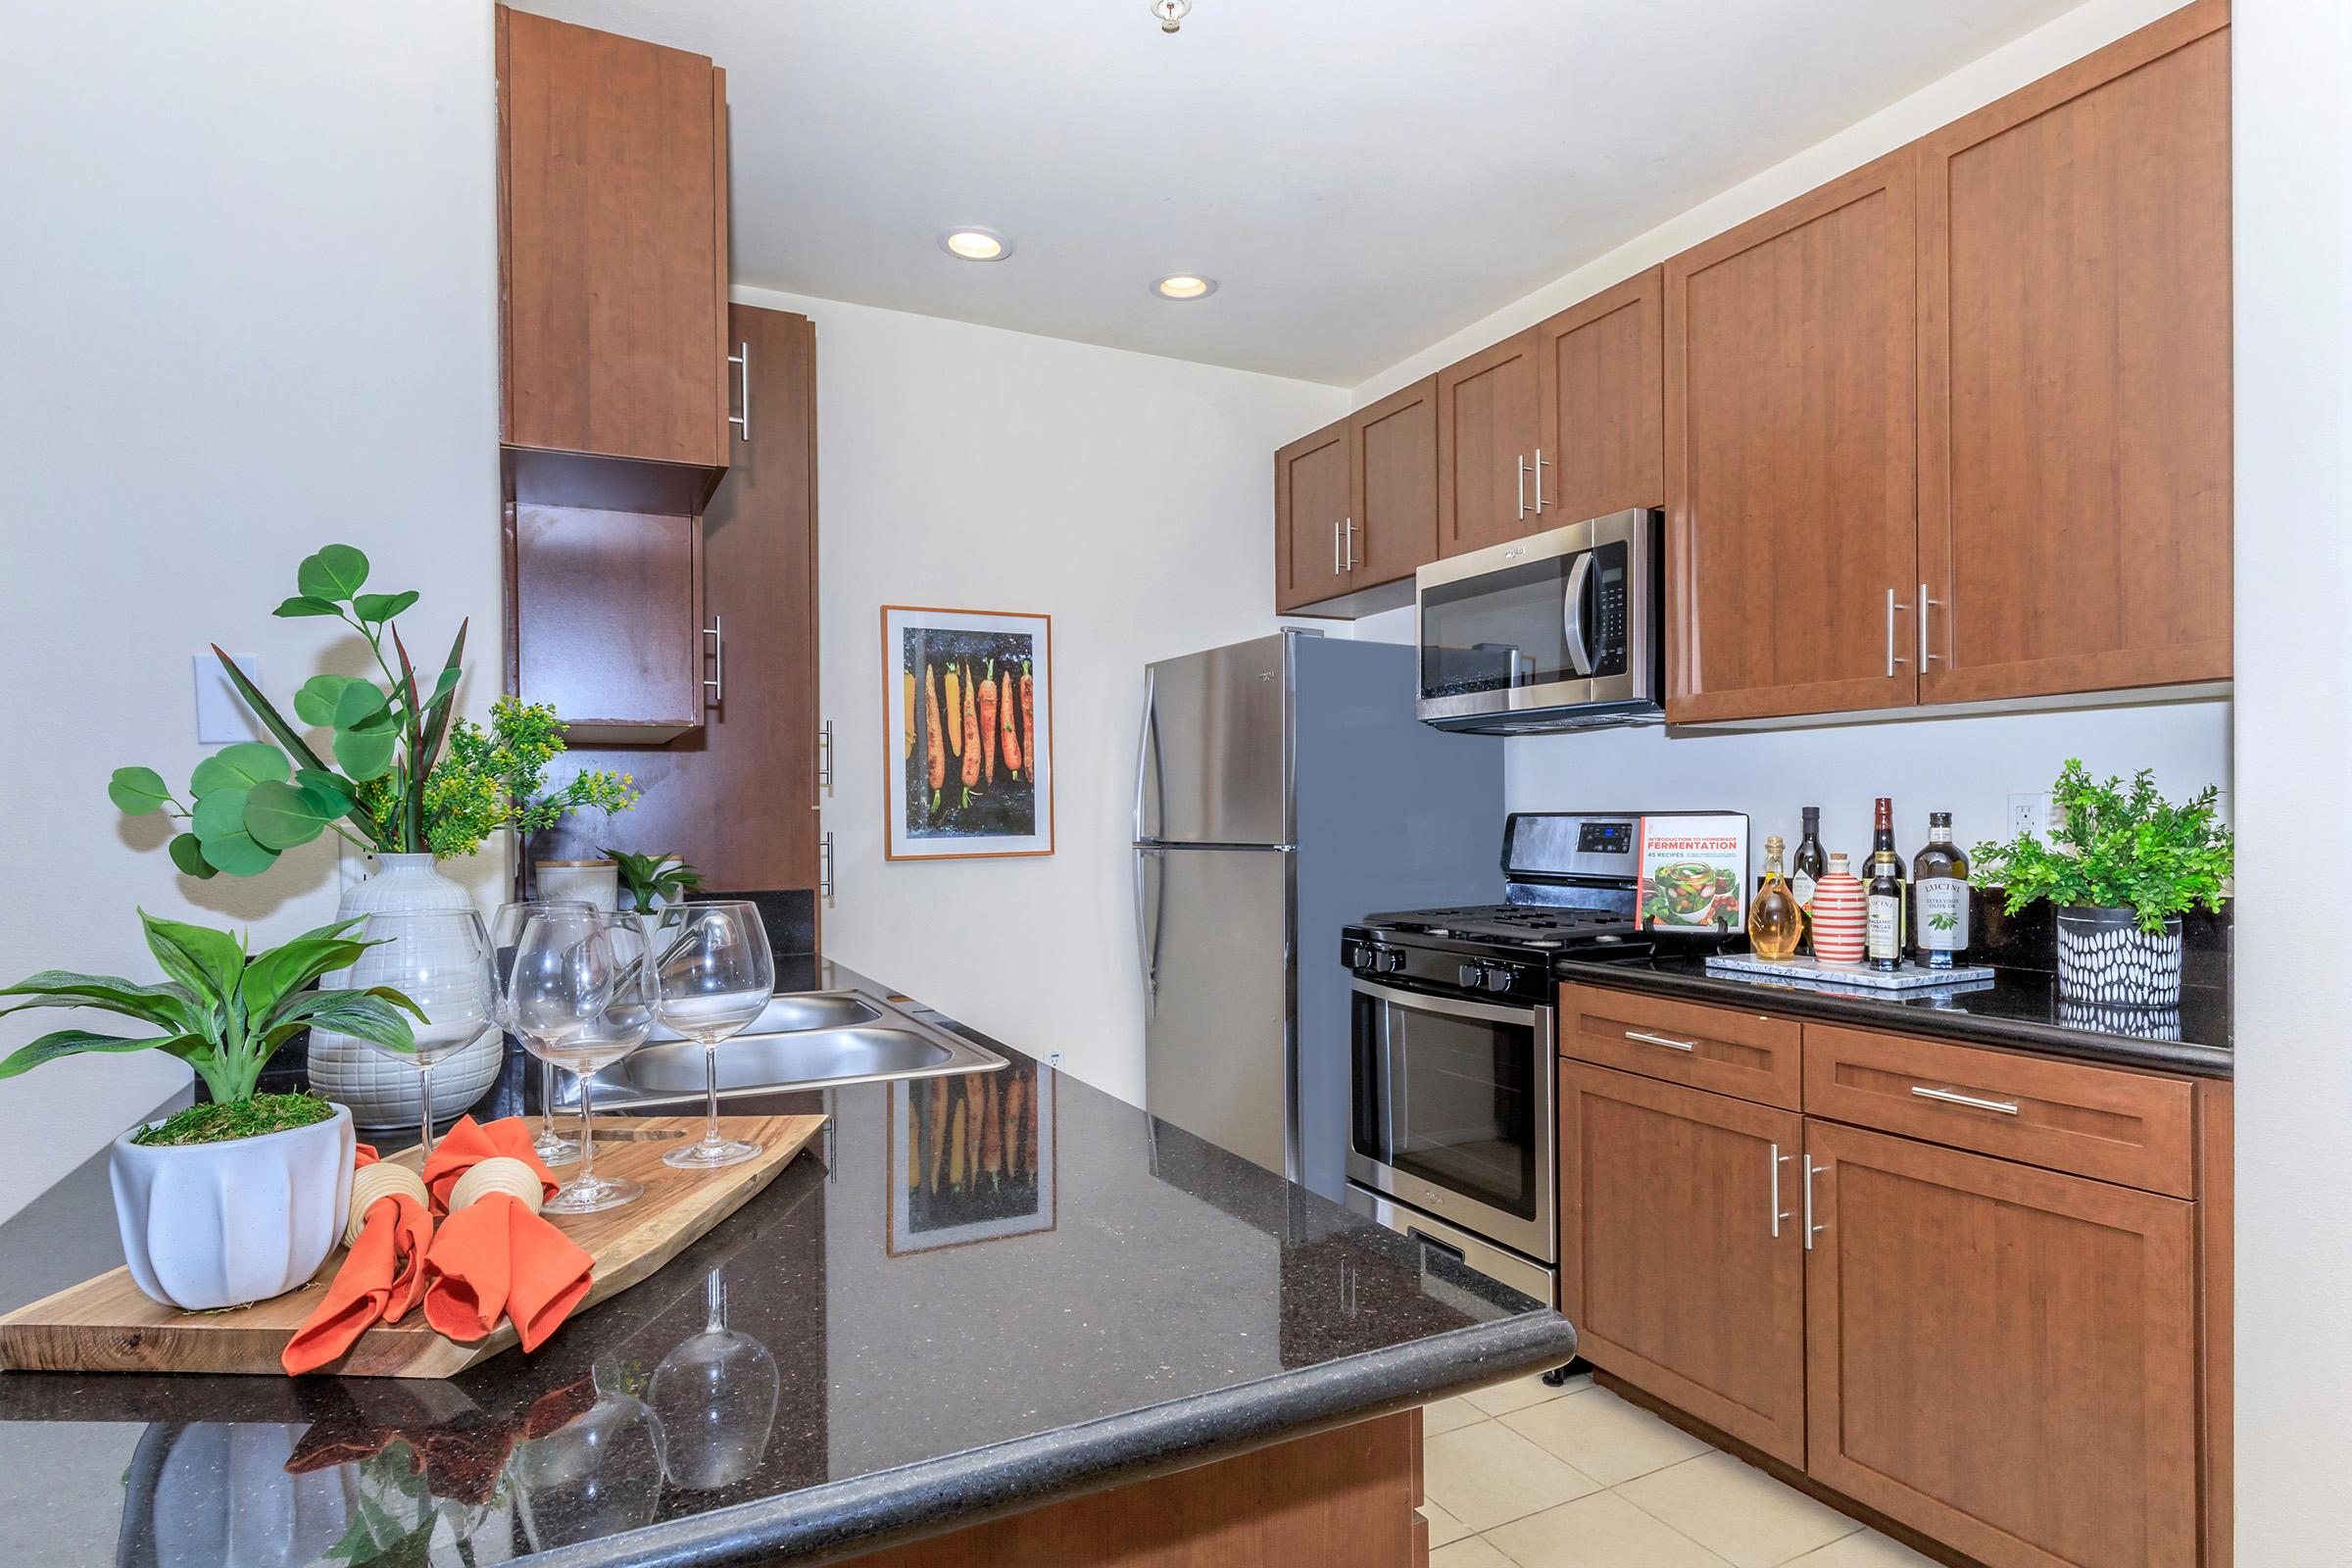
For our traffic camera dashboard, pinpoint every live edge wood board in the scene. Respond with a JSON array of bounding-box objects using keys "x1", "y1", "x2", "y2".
[{"x1": 0, "y1": 1114, "x2": 824, "y2": 1380}]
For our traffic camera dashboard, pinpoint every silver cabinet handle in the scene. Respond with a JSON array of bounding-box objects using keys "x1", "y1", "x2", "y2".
[
  {"x1": 1624, "y1": 1029, "x2": 1696, "y2": 1053},
  {"x1": 1770, "y1": 1144, "x2": 1796, "y2": 1239},
  {"x1": 1803, "y1": 1155, "x2": 1825, "y2": 1250},
  {"x1": 1516, "y1": 455, "x2": 1530, "y2": 519},
  {"x1": 1333, "y1": 518, "x2": 1344, "y2": 576},
  {"x1": 1910, "y1": 1084, "x2": 2020, "y2": 1115},
  {"x1": 1533, "y1": 448, "x2": 1550, "y2": 513},
  {"x1": 1918, "y1": 581, "x2": 1943, "y2": 665},
  {"x1": 816, "y1": 720, "x2": 835, "y2": 793},
  {"x1": 819, "y1": 831, "x2": 835, "y2": 903},
  {"x1": 1884, "y1": 588, "x2": 1913, "y2": 677},
  {"x1": 703, "y1": 615, "x2": 724, "y2": 703},
  {"x1": 727, "y1": 340, "x2": 751, "y2": 441},
  {"x1": 1344, "y1": 517, "x2": 1357, "y2": 571}
]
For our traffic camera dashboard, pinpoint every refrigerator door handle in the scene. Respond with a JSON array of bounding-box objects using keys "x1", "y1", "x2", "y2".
[
  {"x1": 1132, "y1": 666, "x2": 1159, "y2": 844},
  {"x1": 1133, "y1": 848, "x2": 1161, "y2": 1015}
]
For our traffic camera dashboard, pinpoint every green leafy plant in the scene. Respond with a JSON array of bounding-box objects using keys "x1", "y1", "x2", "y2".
[
  {"x1": 604, "y1": 848, "x2": 706, "y2": 914},
  {"x1": 0, "y1": 911, "x2": 423, "y2": 1115},
  {"x1": 1971, "y1": 760, "x2": 2233, "y2": 934},
  {"x1": 418, "y1": 697, "x2": 638, "y2": 859},
  {"x1": 109, "y1": 545, "x2": 469, "y2": 877}
]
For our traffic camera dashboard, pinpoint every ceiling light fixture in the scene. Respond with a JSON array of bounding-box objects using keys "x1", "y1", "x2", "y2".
[
  {"x1": 1152, "y1": 273, "x2": 1217, "y2": 301},
  {"x1": 939, "y1": 227, "x2": 1011, "y2": 262},
  {"x1": 1152, "y1": 0, "x2": 1192, "y2": 34}
]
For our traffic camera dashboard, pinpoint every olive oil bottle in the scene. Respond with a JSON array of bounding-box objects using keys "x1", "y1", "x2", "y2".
[
  {"x1": 1911, "y1": 809, "x2": 1971, "y2": 969},
  {"x1": 1748, "y1": 835, "x2": 1804, "y2": 961},
  {"x1": 1865, "y1": 847, "x2": 1905, "y2": 972}
]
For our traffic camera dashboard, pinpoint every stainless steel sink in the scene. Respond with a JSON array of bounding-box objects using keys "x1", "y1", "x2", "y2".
[{"x1": 551, "y1": 989, "x2": 1004, "y2": 1110}]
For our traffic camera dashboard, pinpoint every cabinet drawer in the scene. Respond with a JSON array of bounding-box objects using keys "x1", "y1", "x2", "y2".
[
  {"x1": 1559, "y1": 984, "x2": 1801, "y2": 1109},
  {"x1": 1802, "y1": 1023, "x2": 2194, "y2": 1197}
]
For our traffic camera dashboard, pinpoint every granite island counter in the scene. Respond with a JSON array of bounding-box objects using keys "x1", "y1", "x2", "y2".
[{"x1": 0, "y1": 958, "x2": 1576, "y2": 1567}]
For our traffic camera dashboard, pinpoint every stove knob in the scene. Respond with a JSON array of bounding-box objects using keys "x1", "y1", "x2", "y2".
[
  {"x1": 1457, "y1": 961, "x2": 1487, "y2": 989},
  {"x1": 1485, "y1": 965, "x2": 1518, "y2": 994},
  {"x1": 1381, "y1": 949, "x2": 1407, "y2": 974}
]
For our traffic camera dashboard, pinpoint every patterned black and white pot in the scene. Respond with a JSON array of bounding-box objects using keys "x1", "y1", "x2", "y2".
[{"x1": 2055, "y1": 906, "x2": 2185, "y2": 1007}]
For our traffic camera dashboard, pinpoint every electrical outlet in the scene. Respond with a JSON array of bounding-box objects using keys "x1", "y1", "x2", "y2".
[
  {"x1": 194, "y1": 653, "x2": 265, "y2": 744},
  {"x1": 2007, "y1": 793, "x2": 2052, "y2": 842}
]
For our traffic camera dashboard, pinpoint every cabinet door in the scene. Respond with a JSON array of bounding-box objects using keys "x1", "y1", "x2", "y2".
[
  {"x1": 1560, "y1": 1062, "x2": 1807, "y2": 1465},
  {"x1": 1804, "y1": 1119, "x2": 2197, "y2": 1568},
  {"x1": 1275, "y1": 418, "x2": 1349, "y2": 612},
  {"x1": 1436, "y1": 329, "x2": 1542, "y2": 557},
  {"x1": 1347, "y1": 376, "x2": 1439, "y2": 586},
  {"x1": 513, "y1": 506, "x2": 706, "y2": 741},
  {"x1": 1664, "y1": 154, "x2": 1920, "y2": 722},
  {"x1": 1916, "y1": 2, "x2": 2230, "y2": 703},
  {"x1": 1534, "y1": 268, "x2": 1665, "y2": 524},
  {"x1": 499, "y1": 7, "x2": 729, "y2": 468}
]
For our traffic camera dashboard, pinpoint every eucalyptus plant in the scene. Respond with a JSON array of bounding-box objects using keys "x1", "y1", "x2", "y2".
[
  {"x1": 0, "y1": 912, "x2": 421, "y2": 1105},
  {"x1": 109, "y1": 545, "x2": 467, "y2": 878}
]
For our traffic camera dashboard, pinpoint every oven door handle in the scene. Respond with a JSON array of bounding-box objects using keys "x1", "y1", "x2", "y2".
[
  {"x1": 1348, "y1": 974, "x2": 1553, "y2": 1033},
  {"x1": 1561, "y1": 551, "x2": 1595, "y2": 678}
]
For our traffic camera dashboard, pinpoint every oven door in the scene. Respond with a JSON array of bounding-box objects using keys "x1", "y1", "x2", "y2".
[
  {"x1": 1415, "y1": 508, "x2": 1657, "y2": 725},
  {"x1": 1348, "y1": 976, "x2": 1556, "y2": 1263}
]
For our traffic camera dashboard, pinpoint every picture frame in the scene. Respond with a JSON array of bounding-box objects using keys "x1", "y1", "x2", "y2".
[
  {"x1": 881, "y1": 605, "x2": 1054, "y2": 860},
  {"x1": 885, "y1": 1063, "x2": 1056, "y2": 1256}
]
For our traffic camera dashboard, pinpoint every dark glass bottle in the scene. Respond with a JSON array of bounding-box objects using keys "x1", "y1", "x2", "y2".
[
  {"x1": 1870, "y1": 797, "x2": 1907, "y2": 955},
  {"x1": 1790, "y1": 807, "x2": 1827, "y2": 955},
  {"x1": 1865, "y1": 849, "x2": 1905, "y2": 972},
  {"x1": 1911, "y1": 810, "x2": 1971, "y2": 969}
]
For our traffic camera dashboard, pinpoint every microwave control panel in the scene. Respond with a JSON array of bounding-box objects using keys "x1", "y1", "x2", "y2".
[{"x1": 1591, "y1": 540, "x2": 1630, "y2": 677}]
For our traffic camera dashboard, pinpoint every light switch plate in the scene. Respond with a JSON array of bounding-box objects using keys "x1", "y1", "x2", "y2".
[{"x1": 194, "y1": 654, "x2": 266, "y2": 745}]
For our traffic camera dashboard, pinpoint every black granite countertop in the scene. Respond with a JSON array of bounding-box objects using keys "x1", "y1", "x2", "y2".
[
  {"x1": 0, "y1": 958, "x2": 1574, "y2": 1567},
  {"x1": 1556, "y1": 953, "x2": 2232, "y2": 1078}
]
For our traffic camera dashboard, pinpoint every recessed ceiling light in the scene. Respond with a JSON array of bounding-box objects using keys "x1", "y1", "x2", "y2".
[
  {"x1": 940, "y1": 227, "x2": 1011, "y2": 262},
  {"x1": 1152, "y1": 273, "x2": 1217, "y2": 300}
]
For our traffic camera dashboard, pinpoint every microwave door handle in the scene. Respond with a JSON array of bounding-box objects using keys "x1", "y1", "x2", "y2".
[{"x1": 1561, "y1": 552, "x2": 1596, "y2": 677}]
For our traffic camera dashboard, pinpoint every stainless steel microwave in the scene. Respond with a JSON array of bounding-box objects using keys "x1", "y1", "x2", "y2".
[{"x1": 1414, "y1": 508, "x2": 1664, "y2": 733}]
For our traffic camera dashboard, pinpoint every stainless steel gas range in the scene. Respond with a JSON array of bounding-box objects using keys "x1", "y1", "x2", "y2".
[{"x1": 1339, "y1": 810, "x2": 1746, "y2": 1301}]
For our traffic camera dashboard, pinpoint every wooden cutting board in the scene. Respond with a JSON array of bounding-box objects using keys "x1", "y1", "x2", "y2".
[{"x1": 0, "y1": 1113, "x2": 824, "y2": 1379}]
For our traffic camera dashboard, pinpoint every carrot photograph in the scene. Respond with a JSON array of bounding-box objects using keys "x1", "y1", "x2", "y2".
[{"x1": 885, "y1": 607, "x2": 1052, "y2": 859}]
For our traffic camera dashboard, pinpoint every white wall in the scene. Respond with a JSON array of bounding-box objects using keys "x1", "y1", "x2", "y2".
[
  {"x1": 0, "y1": 1, "x2": 502, "y2": 1222},
  {"x1": 2232, "y1": 1, "x2": 2352, "y2": 1560},
  {"x1": 733, "y1": 285, "x2": 1345, "y2": 1103}
]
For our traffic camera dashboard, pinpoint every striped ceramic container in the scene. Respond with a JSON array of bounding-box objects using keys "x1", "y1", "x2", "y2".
[{"x1": 1808, "y1": 855, "x2": 1868, "y2": 963}]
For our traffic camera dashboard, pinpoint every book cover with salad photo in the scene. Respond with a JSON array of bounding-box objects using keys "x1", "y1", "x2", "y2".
[
  {"x1": 1637, "y1": 813, "x2": 1749, "y2": 934},
  {"x1": 882, "y1": 606, "x2": 1054, "y2": 860}
]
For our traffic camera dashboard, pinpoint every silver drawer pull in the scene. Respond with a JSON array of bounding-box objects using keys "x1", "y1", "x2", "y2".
[
  {"x1": 1910, "y1": 1084, "x2": 2020, "y2": 1115},
  {"x1": 1624, "y1": 1029, "x2": 1696, "y2": 1053}
]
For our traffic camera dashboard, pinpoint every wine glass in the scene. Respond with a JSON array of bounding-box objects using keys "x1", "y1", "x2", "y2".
[
  {"x1": 647, "y1": 1268, "x2": 780, "y2": 1490},
  {"x1": 491, "y1": 898, "x2": 596, "y2": 1167},
  {"x1": 653, "y1": 903, "x2": 774, "y2": 1170},
  {"x1": 511, "y1": 908, "x2": 660, "y2": 1213},
  {"x1": 353, "y1": 909, "x2": 495, "y2": 1156},
  {"x1": 508, "y1": 1375, "x2": 667, "y2": 1549}
]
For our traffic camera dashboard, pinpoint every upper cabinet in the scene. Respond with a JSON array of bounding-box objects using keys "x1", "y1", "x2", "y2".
[
  {"x1": 1915, "y1": 0, "x2": 2232, "y2": 704},
  {"x1": 1665, "y1": 154, "x2": 1922, "y2": 724},
  {"x1": 498, "y1": 6, "x2": 732, "y2": 483},
  {"x1": 1436, "y1": 330, "x2": 1544, "y2": 557},
  {"x1": 1534, "y1": 266, "x2": 1666, "y2": 527},
  {"x1": 1273, "y1": 376, "x2": 1440, "y2": 614}
]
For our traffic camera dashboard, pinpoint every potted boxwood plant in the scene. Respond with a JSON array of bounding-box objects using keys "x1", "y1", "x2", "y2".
[
  {"x1": 605, "y1": 848, "x2": 706, "y2": 916},
  {"x1": 0, "y1": 911, "x2": 422, "y2": 1310},
  {"x1": 1973, "y1": 760, "x2": 2232, "y2": 1007}
]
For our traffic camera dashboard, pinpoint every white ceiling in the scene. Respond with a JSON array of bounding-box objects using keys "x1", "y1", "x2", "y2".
[{"x1": 526, "y1": 0, "x2": 2085, "y2": 386}]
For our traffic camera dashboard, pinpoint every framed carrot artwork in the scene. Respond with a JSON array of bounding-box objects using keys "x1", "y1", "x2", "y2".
[
  {"x1": 886, "y1": 1062, "x2": 1056, "y2": 1256},
  {"x1": 882, "y1": 606, "x2": 1054, "y2": 860}
]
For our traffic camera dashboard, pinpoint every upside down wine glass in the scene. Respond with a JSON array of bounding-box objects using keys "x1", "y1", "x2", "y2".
[
  {"x1": 491, "y1": 898, "x2": 595, "y2": 1167},
  {"x1": 654, "y1": 903, "x2": 774, "y2": 1170},
  {"x1": 511, "y1": 908, "x2": 661, "y2": 1213}
]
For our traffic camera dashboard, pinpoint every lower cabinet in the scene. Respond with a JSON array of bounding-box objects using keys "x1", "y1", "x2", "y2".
[
  {"x1": 1804, "y1": 1121, "x2": 2198, "y2": 1568},
  {"x1": 1558, "y1": 1062, "x2": 1807, "y2": 1465}
]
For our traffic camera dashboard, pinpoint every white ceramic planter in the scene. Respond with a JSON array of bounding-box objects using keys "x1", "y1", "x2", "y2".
[
  {"x1": 119, "y1": 1421, "x2": 355, "y2": 1568},
  {"x1": 109, "y1": 1103, "x2": 355, "y2": 1310},
  {"x1": 307, "y1": 853, "x2": 502, "y2": 1131}
]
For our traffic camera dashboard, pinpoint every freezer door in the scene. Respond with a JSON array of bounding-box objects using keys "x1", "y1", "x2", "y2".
[
  {"x1": 1141, "y1": 845, "x2": 1295, "y2": 1181},
  {"x1": 1135, "y1": 634, "x2": 1292, "y2": 847}
]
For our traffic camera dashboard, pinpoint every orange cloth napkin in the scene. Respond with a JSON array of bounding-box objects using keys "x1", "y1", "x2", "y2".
[
  {"x1": 282, "y1": 1145, "x2": 433, "y2": 1375},
  {"x1": 417, "y1": 1116, "x2": 592, "y2": 1352}
]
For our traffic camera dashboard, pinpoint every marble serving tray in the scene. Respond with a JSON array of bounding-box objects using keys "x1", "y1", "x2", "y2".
[{"x1": 1704, "y1": 953, "x2": 1995, "y2": 990}]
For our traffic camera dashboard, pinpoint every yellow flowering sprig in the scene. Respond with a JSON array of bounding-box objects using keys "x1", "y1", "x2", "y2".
[{"x1": 420, "y1": 697, "x2": 639, "y2": 859}]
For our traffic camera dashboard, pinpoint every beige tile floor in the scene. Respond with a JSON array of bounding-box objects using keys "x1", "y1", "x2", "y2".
[{"x1": 1421, "y1": 1374, "x2": 1942, "y2": 1568}]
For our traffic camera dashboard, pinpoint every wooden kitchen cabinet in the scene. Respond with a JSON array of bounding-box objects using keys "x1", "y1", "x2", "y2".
[
  {"x1": 1273, "y1": 377, "x2": 1439, "y2": 612},
  {"x1": 511, "y1": 507, "x2": 706, "y2": 742},
  {"x1": 1663, "y1": 151, "x2": 1921, "y2": 723},
  {"x1": 498, "y1": 6, "x2": 731, "y2": 474},
  {"x1": 1558, "y1": 1061, "x2": 1807, "y2": 1465},
  {"x1": 1436, "y1": 329, "x2": 1543, "y2": 557},
  {"x1": 1915, "y1": 0, "x2": 2232, "y2": 703},
  {"x1": 1803, "y1": 1119, "x2": 2199, "y2": 1568},
  {"x1": 1533, "y1": 268, "x2": 1666, "y2": 525}
]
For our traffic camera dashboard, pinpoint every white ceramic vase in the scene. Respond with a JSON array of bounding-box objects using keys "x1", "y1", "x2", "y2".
[
  {"x1": 306, "y1": 853, "x2": 503, "y2": 1131},
  {"x1": 109, "y1": 1104, "x2": 355, "y2": 1310},
  {"x1": 535, "y1": 858, "x2": 621, "y2": 911}
]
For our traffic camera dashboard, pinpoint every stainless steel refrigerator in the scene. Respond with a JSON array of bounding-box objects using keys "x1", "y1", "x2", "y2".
[{"x1": 1133, "y1": 630, "x2": 1502, "y2": 1200}]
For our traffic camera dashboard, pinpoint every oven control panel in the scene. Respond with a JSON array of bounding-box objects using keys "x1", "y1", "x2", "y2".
[{"x1": 1340, "y1": 933, "x2": 1549, "y2": 1005}]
